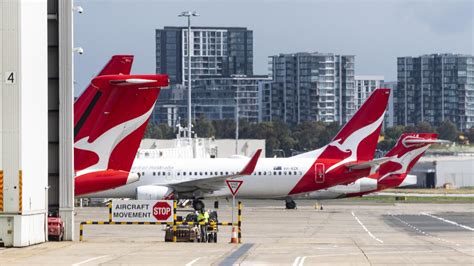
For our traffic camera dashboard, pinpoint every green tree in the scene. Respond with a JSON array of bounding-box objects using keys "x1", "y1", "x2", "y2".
[
  {"x1": 272, "y1": 121, "x2": 296, "y2": 155},
  {"x1": 466, "y1": 127, "x2": 474, "y2": 145},
  {"x1": 403, "y1": 125, "x2": 417, "y2": 134},
  {"x1": 292, "y1": 121, "x2": 327, "y2": 151},
  {"x1": 157, "y1": 123, "x2": 175, "y2": 139},
  {"x1": 377, "y1": 139, "x2": 396, "y2": 151},
  {"x1": 194, "y1": 116, "x2": 216, "y2": 138},
  {"x1": 415, "y1": 121, "x2": 435, "y2": 133},
  {"x1": 437, "y1": 120, "x2": 459, "y2": 142},
  {"x1": 384, "y1": 125, "x2": 405, "y2": 140},
  {"x1": 247, "y1": 122, "x2": 281, "y2": 156},
  {"x1": 212, "y1": 119, "x2": 235, "y2": 138},
  {"x1": 144, "y1": 122, "x2": 161, "y2": 139}
]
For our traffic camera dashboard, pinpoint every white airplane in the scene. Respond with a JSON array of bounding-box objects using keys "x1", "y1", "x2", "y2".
[{"x1": 81, "y1": 88, "x2": 391, "y2": 210}]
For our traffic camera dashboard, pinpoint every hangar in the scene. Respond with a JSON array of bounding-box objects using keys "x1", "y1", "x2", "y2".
[{"x1": 0, "y1": 0, "x2": 74, "y2": 246}]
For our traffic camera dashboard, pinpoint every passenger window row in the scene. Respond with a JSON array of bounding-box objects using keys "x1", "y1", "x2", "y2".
[{"x1": 143, "y1": 170, "x2": 303, "y2": 177}]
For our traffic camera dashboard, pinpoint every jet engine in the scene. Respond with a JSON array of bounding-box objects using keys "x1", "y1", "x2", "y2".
[{"x1": 136, "y1": 185, "x2": 173, "y2": 200}]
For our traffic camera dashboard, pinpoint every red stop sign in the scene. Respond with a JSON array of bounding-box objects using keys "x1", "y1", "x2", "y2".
[{"x1": 153, "y1": 201, "x2": 172, "y2": 221}]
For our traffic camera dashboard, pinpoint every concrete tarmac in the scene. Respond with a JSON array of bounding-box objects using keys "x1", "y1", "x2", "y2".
[{"x1": 0, "y1": 200, "x2": 473, "y2": 265}]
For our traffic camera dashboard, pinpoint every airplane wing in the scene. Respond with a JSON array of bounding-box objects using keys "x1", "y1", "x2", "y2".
[{"x1": 166, "y1": 149, "x2": 262, "y2": 192}]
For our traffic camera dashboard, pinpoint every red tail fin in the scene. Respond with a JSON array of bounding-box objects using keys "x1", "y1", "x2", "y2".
[
  {"x1": 328, "y1": 88, "x2": 390, "y2": 161},
  {"x1": 319, "y1": 88, "x2": 390, "y2": 176},
  {"x1": 74, "y1": 74, "x2": 168, "y2": 174},
  {"x1": 74, "y1": 55, "x2": 134, "y2": 127},
  {"x1": 378, "y1": 133, "x2": 439, "y2": 184}
]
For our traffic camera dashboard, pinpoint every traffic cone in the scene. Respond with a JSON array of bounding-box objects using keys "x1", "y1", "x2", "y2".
[{"x1": 230, "y1": 226, "x2": 238, "y2": 244}]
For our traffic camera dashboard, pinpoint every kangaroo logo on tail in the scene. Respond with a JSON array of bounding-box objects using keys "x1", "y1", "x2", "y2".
[
  {"x1": 325, "y1": 112, "x2": 386, "y2": 173},
  {"x1": 75, "y1": 105, "x2": 155, "y2": 175}
]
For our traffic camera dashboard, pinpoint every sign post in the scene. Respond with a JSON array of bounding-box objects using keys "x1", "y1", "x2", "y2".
[{"x1": 225, "y1": 180, "x2": 243, "y2": 230}]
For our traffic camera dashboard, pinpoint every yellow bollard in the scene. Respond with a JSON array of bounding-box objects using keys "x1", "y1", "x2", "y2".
[
  {"x1": 238, "y1": 201, "x2": 242, "y2": 243},
  {"x1": 173, "y1": 200, "x2": 177, "y2": 242},
  {"x1": 79, "y1": 223, "x2": 84, "y2": 241}
]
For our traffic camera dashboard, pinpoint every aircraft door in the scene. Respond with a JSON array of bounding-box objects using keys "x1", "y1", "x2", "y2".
[{"x1": 315, "y1": 163, "x2": 325, "y2": 183}]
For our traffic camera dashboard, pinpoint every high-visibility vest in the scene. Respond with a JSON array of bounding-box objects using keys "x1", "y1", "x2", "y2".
[{"x1": 197, "y1": 213, "x2": 208, "y2": 223}]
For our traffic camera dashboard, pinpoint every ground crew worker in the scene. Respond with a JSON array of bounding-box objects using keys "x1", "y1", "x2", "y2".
[{"x1": 197, "y1": 209, "x2": 209, "y2": 242}]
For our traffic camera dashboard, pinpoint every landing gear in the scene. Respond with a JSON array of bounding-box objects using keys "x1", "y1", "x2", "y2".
[
  {"x1": 193, "y1": 200, "x2": 205, "y2": 211},
  {"x1": 285, "y1": 197, "x2": 297, "y2": 209}
]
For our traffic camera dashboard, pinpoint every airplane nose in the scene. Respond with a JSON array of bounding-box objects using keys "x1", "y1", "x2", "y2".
[{"x1": 127, "y1": 172, "x2": 140, "y2": 184}]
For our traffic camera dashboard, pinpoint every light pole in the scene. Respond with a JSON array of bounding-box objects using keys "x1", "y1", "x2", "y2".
[
  {"x1": 178, "y1": 11, "x2": 199, "y2": 141},
  {"x1": 235, "y1": 86, "x2": 239, "y2": 154}
]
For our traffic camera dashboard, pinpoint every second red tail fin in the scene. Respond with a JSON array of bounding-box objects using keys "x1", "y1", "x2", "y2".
[{"x1": 378, "y1": 133, "x2": 440, "y2": 179}]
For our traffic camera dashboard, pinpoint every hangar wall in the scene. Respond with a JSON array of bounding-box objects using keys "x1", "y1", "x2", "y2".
[
  {"x1": 0, "y1": 0, "x2": 48, "y2": 247},
  {"x1": 412, "y1": 157, "x2": 474, "y2": 188},
  {"x1": 47, "y1": 0, "x2": 75, "y2": 241}
]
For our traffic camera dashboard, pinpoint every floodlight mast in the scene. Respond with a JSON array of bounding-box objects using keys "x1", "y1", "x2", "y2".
[{"x1": 178, "y1": 11, "x2": 199, "y2": 142}]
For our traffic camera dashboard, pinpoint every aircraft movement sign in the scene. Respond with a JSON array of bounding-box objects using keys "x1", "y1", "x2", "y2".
[{"x1": 111, "y1": 200, "x2": 173, "y2": 222}]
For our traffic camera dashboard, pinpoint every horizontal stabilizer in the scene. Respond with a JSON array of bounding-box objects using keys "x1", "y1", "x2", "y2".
[
  {"x1": 110, "y1": 78, "x2": 162, "y2": 85},
  {"x1": 91, "y1": 74, "x2": 169, "y2": 89},
  {"x1": 403, "y1": 139, "x2": 450, "y2": 145},
  {"x1": 346, "y1": 157, "x2": 392, "y2": 170}
]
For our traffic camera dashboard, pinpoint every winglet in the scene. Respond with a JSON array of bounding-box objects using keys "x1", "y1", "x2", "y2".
[{"x1": 239, "y1": 149, "x2": 262, "y2": 175}]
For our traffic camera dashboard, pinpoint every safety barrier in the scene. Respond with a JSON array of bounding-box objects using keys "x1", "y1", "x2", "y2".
[
  {"x1": 80, "y1": 200, "x2": 242, "y2": 243},
  {"x1": 0, "y1": 170, "x2": 3, "y2": 212}
]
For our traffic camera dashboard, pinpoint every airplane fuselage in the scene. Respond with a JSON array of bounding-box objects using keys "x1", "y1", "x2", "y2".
[{"x1": 84, "y1": 152, "x2": 371, "y2": 199}]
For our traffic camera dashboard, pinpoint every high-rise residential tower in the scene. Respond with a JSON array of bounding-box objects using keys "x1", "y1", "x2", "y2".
[
  {"x1": 155, "y1": 26, "x2": 253, "y2": 85},
  {"x1": 152, "y1": 75, "x2": 270, "y2": 126},
  {"x1": 354, "y1": 75, "x2": 384, "y2": 109},
  {"x1": 396, "y1": 54, "x2": 474, "y2": 130},
  {"x1": 263, "y1": 52, "x2": 355, "y2": 125}
]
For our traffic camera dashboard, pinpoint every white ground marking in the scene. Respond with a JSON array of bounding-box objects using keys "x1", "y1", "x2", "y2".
[
  {"x1": 292, "y1": 256, "x2": 307, "y2": 266},
  {"x1": 299, "y1": 256, "x2": 307, "y2": 266},
  {"x1": 389, "y1": 213, "x2": 460, "y2": 247},
  {"x1": 301, "y1": 247, "x2": 474, "y2": 259},
  {"x1": 185, "y1": 257, "x2": 202, "y2": 266},
  {"x1": 292, "y1": 256, "x2": 301, "y2": 266},
  {"x1": 351, "y1": 211, "x2": 384, "y2": 243},
  {"x1": 72, "y1": 255, "x2": 111, "y2": 266},
  {"x1": 421, "y1": 212, "x2": 474, "y2": 232}
]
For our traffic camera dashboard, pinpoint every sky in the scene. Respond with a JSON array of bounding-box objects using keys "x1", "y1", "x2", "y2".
[{"x1": 74, "y1": 0, "x2": 473, "y2": 96}]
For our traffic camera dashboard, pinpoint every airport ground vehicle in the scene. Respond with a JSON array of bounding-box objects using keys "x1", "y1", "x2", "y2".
[
  {"x1": 164, "y1": 224, "x2": 199, "y2": 242},
  {"x1": 164, "y1": 211, "x2": 218, "y2": 242},
  {"x1": 83, "y1": 89, "x2": 391, "y2": 210},
  {"x1": 47, "y1": 210, "x2": 64, "y2": 241},
  {"x1": 73, "y1": 55, "x2": 168, "y2": 196}
]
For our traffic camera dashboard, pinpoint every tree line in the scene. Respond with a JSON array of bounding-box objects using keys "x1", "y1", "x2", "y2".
[{"x1": 144, "y1": 118, "x2": 474, "y2": 157}]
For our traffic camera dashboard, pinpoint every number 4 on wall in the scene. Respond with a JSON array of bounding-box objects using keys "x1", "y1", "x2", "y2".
[{"x1": 5, "y1": 72, "x2": 15, "y2": 84}]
